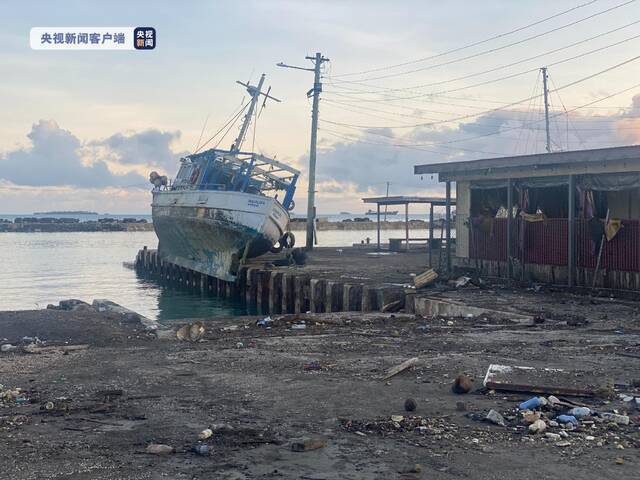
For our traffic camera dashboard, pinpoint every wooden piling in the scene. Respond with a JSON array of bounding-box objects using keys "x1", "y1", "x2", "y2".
[
  {"x1": 256, "y1": 270, "x2": 271, "y2": 314},
  {"x1": 309, "y1": 278, "x2": 326, "y2": 313},
  {"x1": 268, "y1": 271, "x2": 284, "y2": 314},
  {"x1": 293, "y1": 274, "x2": 310, "y2": 314},
  {"x1": 325, "y1": 281, "x2": 343, "y2": 312},
  {"x1": 343, "y1": 283, "x2": 363, "y2": 311},
  {"x1": 282, "y1": 273, "x2": 295, "y2": 313}
]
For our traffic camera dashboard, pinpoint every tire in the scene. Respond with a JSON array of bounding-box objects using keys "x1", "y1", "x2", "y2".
[
  {"x1": 282, "y1": 232, "x2": 295, "y2": 249},
  {"x1": 269, "y1": 241, "x2": 284, "y2": 254}
]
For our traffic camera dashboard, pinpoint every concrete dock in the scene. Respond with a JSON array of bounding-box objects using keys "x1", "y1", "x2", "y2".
[{"x1": 134, "y1": 247, "x2": 441, "y2": 315}]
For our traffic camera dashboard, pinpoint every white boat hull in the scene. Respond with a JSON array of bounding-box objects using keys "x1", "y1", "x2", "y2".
[{"x1": 152, "y1": 190, "x2": 289, "y2": 281}]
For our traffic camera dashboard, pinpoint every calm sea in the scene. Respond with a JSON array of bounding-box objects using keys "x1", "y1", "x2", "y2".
[{"x1": 0, "y1": 227, "x2": 437, "y2": 320}]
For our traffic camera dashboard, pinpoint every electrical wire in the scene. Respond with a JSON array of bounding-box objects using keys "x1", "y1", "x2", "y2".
[
  {"x1": 328, "y1": 0, "x2": 635, "y2": 81},
  {"x1": 325, "y1": 20, "x2": 640, "y2": 95},
  {"x1": 331, "y1": 0, "x2": 602, "y2": 78},
  {"x1": 322, "y1": 55, "x2": 640, "y2": 129},
  {"x1": 324, "y1": 33, "x2": 640, "y2": 103}
]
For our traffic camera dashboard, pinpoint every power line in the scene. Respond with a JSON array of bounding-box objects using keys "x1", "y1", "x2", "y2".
[
  {"x1": 323, "y1": 54, "x2": 640, "y2": 129},
  {"x1": 325, "y1": 20, "x2": 640, "y2": 95},
  {"x1": 324, "y1": 33, "x2": 640, "y2": 103},
  {"x1": 331, "y1": 0, "x2": 601, "y2": 78},
  {"x1": 322, "y1": 80, "x2": 640, "y2": 149},
  {"x1": 328, "y1": 0, "x2": 635, "y2": 81}
]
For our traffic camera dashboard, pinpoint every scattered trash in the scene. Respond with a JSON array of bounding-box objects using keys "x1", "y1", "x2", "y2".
[
  {"x1": 383, "y1": 357, "x2": 419, "y2": 380},
  {"x1": 519, "y1": 397, "x2": 545, "y2": 410},
  {"x1": 303, "y1": 361, "x2": 321, "y2": 371},
  {"x1": 528, "y1": 419, "x2": 547, "y2": 434},
  {"x1": 414, "y1": 269, "x2": 438, "y2": 289},
  {"x1": 256, "y1": 316, "x2": 272, "y2": 327},
  {"x1": 404, "y1": 398, "x2": 417, "y2": 412},
  {"x1": 381, "y1": 300, "x2": 403, "y2": 313},
  {"x1": 390, "y1": 415, "x2": 404, "y2": 422},
  {"x1": 556, "y1": 415, "x2": 578, "y2": 426},
  {"x1": 568, "y1": 407, "x2": 591, "y2": 418},
  {"x1": 176, "y1": 321, "x2": 205, "y2": 342},
  {"x1": 483, "y1": 364, "x2": 607, "y2": 397},
  {"x1": 198, "y1": 428, "x2": 213, "y2": 440},
  {"x1": 0, "y1": 344, "x2": 17, "y2": 353},
  {"x1": 452, "y1": 374, "x2": 473, "y2": 394},
  {"x1": 23, "y1": 344, "x2": 89, "y2": 354},
  {"x1": 615, "y1": 457, "x2": 625, "y2": 465},
  {"x1": 600, "y1": 413, "x2": 629, "y2": 425},
  {"x1": 236, "y1": 342, "x2": 244, "y2": 349},
  {"x1": 146, "y1": 443, "x2": 174, "y2": 454},
  {"x1": 192, "y1": 444, "x2": 209, "y2": 455},
  {"x1": 44, "y1": 401, "x2": 54, "y2": 410},
  {"x1": 545, "y1": 432, "x2": 561, "y2": 440},
  {"x1": 291, "y1": 323, "x2": 307, "y2": 330},
  {"x1": 290, "y1": 438, "x2": 326, "y2": 452},
  {"x1": 485, "y1": 409, "x2": 506, "y2": 427},
  {"x1": 399, "y1": 464, "x2": 423, "y2": 474},
  {"x1": 452, "y1": 276, "x2": 471, "y2": 288}
]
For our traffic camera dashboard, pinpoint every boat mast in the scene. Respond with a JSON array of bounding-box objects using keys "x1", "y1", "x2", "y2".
[{"x1": 231, "y1": 74, "x2": 280, "y2": 153}]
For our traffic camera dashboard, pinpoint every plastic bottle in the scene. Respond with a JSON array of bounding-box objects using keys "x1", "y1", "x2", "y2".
[
  {"x1": 519, "y1": 397, "x2": 542, "y2": 410},
  {"x1": 556, "y1": 414, "x2": 578, "y2": 425},
  {"x1": 567, "y1": 407, "x2": 591, "y2": 418}
]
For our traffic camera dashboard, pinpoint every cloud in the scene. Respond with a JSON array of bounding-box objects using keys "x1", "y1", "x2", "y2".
[
  {"x1": 313, "y1": 95, "x2": 640, "y2": 210},
  {"x1": 0, "y1": 120, "x2": 147, "y2": 188},
  {"x1": 92, "y1": 129, "x2": 185, "y2": 170}
]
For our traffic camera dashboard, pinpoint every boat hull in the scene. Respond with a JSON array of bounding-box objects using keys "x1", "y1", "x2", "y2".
[{"x1": 152, "y1": 190, "x2": 289, "y2": 281}]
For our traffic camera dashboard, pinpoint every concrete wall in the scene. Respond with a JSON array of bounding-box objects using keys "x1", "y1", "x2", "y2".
[{"x1": 456, "y1": 180, "x2": 470, "y2": 258}]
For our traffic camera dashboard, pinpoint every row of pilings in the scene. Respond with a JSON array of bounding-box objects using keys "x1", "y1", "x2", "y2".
[{"x1": 134, "y1": 247, "x2": 408, "y2": 315}]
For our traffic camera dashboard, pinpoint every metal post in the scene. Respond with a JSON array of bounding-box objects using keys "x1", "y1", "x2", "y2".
[
  {"x1": 568, "y1": 174, "x2": 576, "y2": 287},
  {"x1": 542, "y1": 67, "x2": 551, "y2": 153},
  {"x1": 405, "y1": 203, "x2": 409, "y2": 251},
  {"x1": 376, "y1": 203, "x2": 381, "y2": 251},
  {"x1": 445, "y1": 181, "x2": 452, "y2": 272},
  {"x1": 507, "y1": 178, "x2": 513, "y2": 280},
  {"x1": 429, "y1": 203, "x2": 434, "y2": 267}
]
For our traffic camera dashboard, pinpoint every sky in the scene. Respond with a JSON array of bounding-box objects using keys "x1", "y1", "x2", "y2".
[{"x1": 1, "y1": 0, "x2": 640, "y2": 214}]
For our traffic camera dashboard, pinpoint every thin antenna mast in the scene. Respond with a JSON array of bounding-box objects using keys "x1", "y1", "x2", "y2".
[{"x1": 231, "y1": 74, "x2": 281, "y2": 153}]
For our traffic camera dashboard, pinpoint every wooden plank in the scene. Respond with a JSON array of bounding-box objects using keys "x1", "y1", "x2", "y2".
[
  {"x1": 483, "y1": 364, "x2": 611, "y2": 397},
  {"x1": 383, "y1": 357, "x2": 419, "y2": 380}
]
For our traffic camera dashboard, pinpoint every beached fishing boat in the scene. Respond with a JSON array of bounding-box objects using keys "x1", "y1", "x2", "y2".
[{"x1": 150, "y1": 74, "x2": 299, "y2": 281}]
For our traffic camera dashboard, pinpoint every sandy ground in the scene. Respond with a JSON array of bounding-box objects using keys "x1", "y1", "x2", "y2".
[{"x1": 0, "y1": 288, "x2": 639, "y2": 479}]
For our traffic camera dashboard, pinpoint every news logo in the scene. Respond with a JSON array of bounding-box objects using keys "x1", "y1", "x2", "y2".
[
  {"x1": 30, "y1": 27, "x2": 157, "y2": 50},
  {"x1": 134, "y1": 27, "x2": 156, "y2": 50}
]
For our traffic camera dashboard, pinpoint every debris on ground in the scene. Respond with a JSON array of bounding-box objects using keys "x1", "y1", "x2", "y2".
[
  {"x1": 176, "y1": 321, "x2": 205, "y2": 342},
  {"x1": 452, "y1": 374, "x2": 473, "y2": 394},
  {"x1": 383, "y1": 357, "x2": 419, "y2": 380},
  {"x1": 145, "y1": 443, "x2": 174, "y2": 454},
  {"x1": 414, "y1": 269, "x2": 438, "y2": 289},
  {"x1": 485, "y1": 409, "x2": 506, "y2": 426},
  {"x1": 483, "y1": 364, "x2": 611, "y2": 397},
  {"x1": 303, "y1": 361, "x2": 321, "y2": 371},
  {"x1": 404, "y1": 398, "x2": 417, "y2": 412},
  {"x1": 290, "y1": 438, "x2": 326, "y2": 452}
]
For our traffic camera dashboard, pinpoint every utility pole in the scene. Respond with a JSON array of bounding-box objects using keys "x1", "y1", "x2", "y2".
[
  {"x1": 541, "y1": 67, "x2": 551, "y2": 153},
  {"x1": 278, "y1": 52, "x2": 330, "y2": 250}
]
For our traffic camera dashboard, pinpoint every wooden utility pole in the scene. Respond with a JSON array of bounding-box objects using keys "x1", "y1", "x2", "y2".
[{"x1": 277, "y1": 52, "x2": 330, "y2": 250}]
